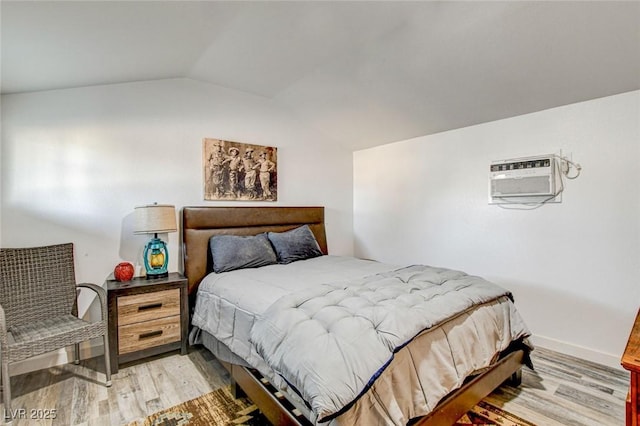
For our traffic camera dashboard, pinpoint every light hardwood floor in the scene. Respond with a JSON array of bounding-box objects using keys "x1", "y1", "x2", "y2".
[{"x1": 0, "y1": 346, "x2": 629, "y2": 425}]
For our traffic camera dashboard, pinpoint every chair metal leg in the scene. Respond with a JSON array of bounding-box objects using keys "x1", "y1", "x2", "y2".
[
  {"x1": 103, "y1": 335, "x2": 112, "y2": 387},
  {"x1": 74, "y1": 343, "x2": 80, "y2": 365},
  {"x1": 2, "y1": 360, "x2": 12, "y2": 425}
]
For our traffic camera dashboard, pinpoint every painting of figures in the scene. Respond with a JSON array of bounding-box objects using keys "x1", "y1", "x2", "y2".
[{"x1": 203, "y1": 138, "x2": 277, "y2": 201}]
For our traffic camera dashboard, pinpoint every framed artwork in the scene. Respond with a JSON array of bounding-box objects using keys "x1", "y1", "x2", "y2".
[{"x1": 203, "y1": 138, "x2": 277, "y2": 201}]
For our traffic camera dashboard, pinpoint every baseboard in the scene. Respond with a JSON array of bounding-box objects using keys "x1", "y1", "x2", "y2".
[
  {"x1": 530, "y1": 334, "x2": 623, "y2": 371},
  {"x1": 8, "y1": 341, "x2": 104, "y2": 377}
]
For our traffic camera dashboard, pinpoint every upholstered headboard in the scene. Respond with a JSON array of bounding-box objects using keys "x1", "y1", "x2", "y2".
[{"x1": 181, "y1": 206, "x2": 327, "y2": 304}]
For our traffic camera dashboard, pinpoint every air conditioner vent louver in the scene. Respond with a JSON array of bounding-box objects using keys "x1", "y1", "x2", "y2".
[{"x1": 489, "y1": 155, "x2": 556, "y2": 198}]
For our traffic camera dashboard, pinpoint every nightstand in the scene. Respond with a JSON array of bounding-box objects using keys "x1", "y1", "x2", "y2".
[{"x1": 107, "y1": 272, "x2": 188, "y2": 374}]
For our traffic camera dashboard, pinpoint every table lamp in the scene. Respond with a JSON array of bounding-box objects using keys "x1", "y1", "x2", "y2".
[{"x1": 134, "y1": 203, "x2": 177, "y2": 279}]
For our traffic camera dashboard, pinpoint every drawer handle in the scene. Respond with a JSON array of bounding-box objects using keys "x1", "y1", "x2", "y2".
[
  {"x1": 138, "y1": 303, "x2": 163, "y2": 311},
  {"x1": 139, "y1": 330, "x2": 163, "y2": 340}
]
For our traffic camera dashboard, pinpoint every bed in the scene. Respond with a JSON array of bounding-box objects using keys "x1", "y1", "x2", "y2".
[{"x1": 182, "y1": 206, "x2": 531, "y2": 425}]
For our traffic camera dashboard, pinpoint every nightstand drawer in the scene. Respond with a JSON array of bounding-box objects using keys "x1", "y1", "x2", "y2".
[
  {"x1": 118, "y1": 315, "x2": 181, "y2": 354},
  {"x1": 117, "y1": 288, "x2": 180, "y2": 326}
]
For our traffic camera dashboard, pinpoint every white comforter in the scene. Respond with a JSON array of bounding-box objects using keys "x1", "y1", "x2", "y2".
[
  {"x1": 191, "y1": 256, "x2": 531, "y2": 425},
  {"x1": 191, "y1": 256, "x2": 395, "y2": 366}
]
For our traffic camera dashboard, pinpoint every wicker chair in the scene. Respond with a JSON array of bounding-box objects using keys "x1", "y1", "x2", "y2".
[{"x1": 0, "y1": 243, "x2": 111, "y2": 424}]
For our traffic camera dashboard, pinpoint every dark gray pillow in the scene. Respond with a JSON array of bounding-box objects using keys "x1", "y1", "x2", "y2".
[
  {"x1": 209, "y1": 233, "x2": 277, "y2": 273},
  {"x1": 267, "y1": 225, "x2": 323, "y2": 264}
]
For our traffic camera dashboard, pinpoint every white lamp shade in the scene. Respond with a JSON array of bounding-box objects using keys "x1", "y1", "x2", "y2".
[{"x1": 134, "y1": 204, "x2": 177, "y2": 234}]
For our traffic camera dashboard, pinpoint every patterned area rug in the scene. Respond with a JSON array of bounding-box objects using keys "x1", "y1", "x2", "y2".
[
  {"x1": 455, "y1": 400, "x2": 537, "y2": 426},
  {"x1": 127, "y1": 386, "x2": 536, "y2": 426},
  {"x1": 126, "y1": 386, "x2": 261, "y2": 426}
]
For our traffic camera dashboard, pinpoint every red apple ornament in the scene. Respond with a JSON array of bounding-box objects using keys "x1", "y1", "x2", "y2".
[{"x1": 114, "y1": 262, "x2": 135, "y2": 282}]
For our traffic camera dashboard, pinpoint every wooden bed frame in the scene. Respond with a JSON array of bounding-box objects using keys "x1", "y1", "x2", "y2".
[{"x1": 181, "y1": 206, "x2": 525, "y2": 426}]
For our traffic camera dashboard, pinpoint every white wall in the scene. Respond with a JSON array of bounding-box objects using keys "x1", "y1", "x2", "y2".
[
  {"x1": 354, "y1": 91, "x2": 640, "y2": 369},
  {"x1": 0, "y1": 97, "x2": 2, "y2": 244},
  {"x1": 1, "y1": 78, "x2": 355, "y2": 371}
]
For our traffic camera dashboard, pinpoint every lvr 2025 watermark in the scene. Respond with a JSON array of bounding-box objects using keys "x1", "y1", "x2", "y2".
[{"x1": 4, "y1": 408, "x2": 57, "y2": 420}]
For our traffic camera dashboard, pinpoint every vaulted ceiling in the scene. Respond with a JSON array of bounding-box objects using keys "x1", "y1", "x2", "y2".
[{"x1": 2, "y1": 1, "x2": 639, "y2": 150}]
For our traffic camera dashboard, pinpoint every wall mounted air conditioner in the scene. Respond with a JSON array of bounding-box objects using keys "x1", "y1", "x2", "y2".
[{"x1": 489, "y1": 154, "x2": 557, "y2": 199}]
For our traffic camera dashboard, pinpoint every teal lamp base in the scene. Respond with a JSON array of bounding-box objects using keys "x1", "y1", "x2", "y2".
[{"x1": 143, "y1": 235, "x2": 169, "y2": 279}]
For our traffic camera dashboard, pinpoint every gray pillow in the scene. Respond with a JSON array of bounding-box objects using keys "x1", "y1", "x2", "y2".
[
  {"x1": 267, "y1": 225, "x2": 323, "y2": 264},
  {"x1": 209, "y1": 233, "x2": 277, "y2": 273}
]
